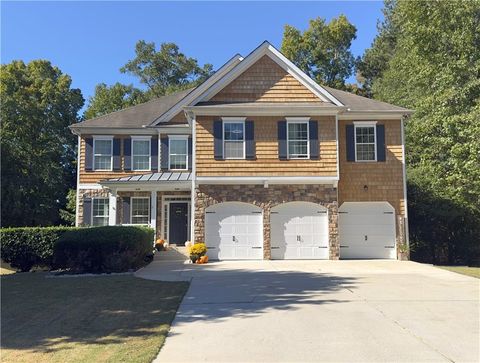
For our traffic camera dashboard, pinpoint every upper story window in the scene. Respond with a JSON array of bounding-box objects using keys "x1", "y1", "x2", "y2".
[
  {"x1": 131, "y1": 197, "x2": 150, "y2": 225},
  {"x1": 92, "y1": 198, "x2": 109, "y2": 226},
  {"x1": 223, "y1": 118, "x2": 245, "y2": 159},
  {"x1": 169, "y1": 136, "x2": 188, "y2": 170},
  {"x1": 355, "y1": 123, "x2": 377, "y2": 161},
  {"x1": 93, "y1": 137, "x2": 113, "y2": 170},
  {"x1": 132, "y1": 137, "x2": 151, "y2": 171},
  {"x1": 287, "y1": 120, "x2": 309, "y2": 159}
]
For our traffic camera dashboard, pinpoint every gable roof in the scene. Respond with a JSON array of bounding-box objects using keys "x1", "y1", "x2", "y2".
[
  {"x1": 322, "y1": 86, "x2": 412, "y2": 113},
  {"x1": 70, "y1": 88, "x2": 194, "y2": 129}
]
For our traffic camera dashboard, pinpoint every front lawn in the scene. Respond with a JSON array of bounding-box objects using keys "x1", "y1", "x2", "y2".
[
  {"x1": 437, "y1": 266, "x2": 480, "y2": 279},
  {"x1": 1, "y1": 273, "x2": 189, "y2": 363}
]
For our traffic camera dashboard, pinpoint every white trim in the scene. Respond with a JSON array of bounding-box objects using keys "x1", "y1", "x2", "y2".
[
  {"x1": 185, "y1": 104, "x2": 345, "y2": 116},
  {"x1": 130, "y1": 196, "x2": 150, "y2": 225},
  {"x1": 161, "y1": 195, "x2": 192, "y2": 242},
  {"x1": 131, "y1": 137, "x2": 151, "y2": 171},
  {"x1": 78, "y1": 183, "x2": 103, "y2": 190},
  {"x1": 71, "y1": 126, "x2": 191, "y2": 135},
  {"x1": 286, "y1": 119, "x2": 310, "y2": 159},
  {"x1": 197, "y1": 176, "x2": 338, "y2": 185},
  {"x1": 93, "y1": 136, "x2": 113, "y2": 171},
  {"x1": 354, "y1": 123, "x2": 377, "y2": 162},
  {"x1": 75, "y1": 135, "x2": 81, "y2": 227},
  {"x1": 335, "y1": 115, "x2": 339, "y2": 180},
  {"x1": 151, "y1": 54, "x2": 244, "y2": 125},
  {"x1": 150, "y1": 191, "x2": 157, "y2": 237},
  {"x1": 222, "y1": 119, "x2": 245, "y2": 160},
  {"x1": 188, "y1": 112, "x2": 197, "y2": 243},
  {"x1": 195, "y1": 42, "x2": 343, "y2": 106},
  {"x1": 168, "y1": 135, "x2": 189, "y2": 171},
  {"x1": 340, "y1": 113, "x2": 408, "y2": 120},
  {"x1": 108, "y1": 190, "x2": 117, "y2": 226},
  {"x1": 401, "y1": 118, "x2": 409, "y2": 247}
]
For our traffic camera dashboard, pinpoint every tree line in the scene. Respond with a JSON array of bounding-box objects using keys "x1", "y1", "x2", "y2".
[{"x1": 1, "y1": 0, "x2": 478, "y2": 264}]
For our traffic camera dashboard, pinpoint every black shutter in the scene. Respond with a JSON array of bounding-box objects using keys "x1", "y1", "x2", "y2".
[
  {"x1": 346, "y1": 125, "x2": 355, "y2": 162},
  {"x1": 122, "y1": 197, "x2": 131, "y2": 224},
  {"x1": 213, "y1": 120, "x2": 223, "y2": 160},
  {"x1": 376, "y1": 124, "x2": 386, "y2": 162},
  {"x1": 124, "y1": 138, "x2": 131, "y2": 170},
  {"x1": 83, "y1": 197, "x2": 92, "y2": 226},
  {"x1": 188, "y1": 137, "x2": 193, "y2": 169},
  {"x1": 278, "y1": 121, "x2": 287, "y2": 160},
  {"x1": 309, "y1": 120, "x2": 319, "y2": 160},
  {"x1": 151, "y1": 136, "x2": 158, "y2": 171},
  {"x1": 160, "y1": 137, "x2": 169, "y2": 170},
  {"x1": 245, "y1": 120, "x2": 255, "y2": 160},
  {"x1": 85, "y1": 138, "x2": 93, "y2": 171},
  {"x1": 113, "y1": 138, "x2": 121, "y2": 170}
]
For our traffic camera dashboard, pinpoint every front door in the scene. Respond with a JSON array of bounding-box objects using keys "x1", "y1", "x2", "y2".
[{"x1": 169, "y1": 203, "x2": 189, "y2": 245}]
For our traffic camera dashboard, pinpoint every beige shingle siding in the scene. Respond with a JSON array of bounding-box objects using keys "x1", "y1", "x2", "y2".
[
  {"x1": 210, "y1": 56, "x2": 324, "y2": 103},
  {"x1": 338, "y1": 119, "x2": 405, "y2": 216},
  {"x1": 195, "y1": 116, "x2": 337, "y2": 177}
]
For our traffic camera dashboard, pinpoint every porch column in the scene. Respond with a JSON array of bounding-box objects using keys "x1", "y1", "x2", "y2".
[
  {"x1": 150, "y1": 190, "x2": 157, "y2": 238},
  {"x1": 108, "y1": 189, "x2": 117, "y2": 225}
]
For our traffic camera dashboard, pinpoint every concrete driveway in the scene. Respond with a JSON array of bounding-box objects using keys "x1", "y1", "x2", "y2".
[{"x1": 136, "y1": 260, "x2": 479, "y2": 362}]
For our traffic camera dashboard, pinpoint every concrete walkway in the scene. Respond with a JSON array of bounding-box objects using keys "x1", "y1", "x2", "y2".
[{"x1": 136, "y1": 259, "x2": 479, "y2": 362}]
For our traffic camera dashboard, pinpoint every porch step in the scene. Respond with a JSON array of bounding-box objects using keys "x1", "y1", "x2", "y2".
[{"x1": 154, "y1": 245, "x2": 189, "y2": 261}]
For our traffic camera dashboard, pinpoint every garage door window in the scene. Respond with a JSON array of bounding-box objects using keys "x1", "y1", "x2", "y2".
[{"x1": 355, "y1": 125, "x2": 376, "y2": 161}]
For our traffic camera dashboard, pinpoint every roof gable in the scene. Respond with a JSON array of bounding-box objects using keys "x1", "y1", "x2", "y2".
[
  {"x1": 209, "y1": 55, "x2": 322, "y2": 103},
  {"x1": 192, "y1": 41, "x2": 343, "y2": 106}
]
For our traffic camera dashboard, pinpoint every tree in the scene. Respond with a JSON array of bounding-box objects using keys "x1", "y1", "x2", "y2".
[
  {"x1": 84, "y1": 83, "x2": 147, "y2": 120},
  {"x1": 0, "y1": 60, "x2": 84, "y2": 227},
  {"x1": 120, "y1": 41, "x2": 213, "y2": 97},
  {"x1": 365, "y1": 0, "x2": 480, "y2": 264},
  {"x1": 356, "y1": 0, "x2": 398, "y2": 97},
  {"x1": 281, "y1": 15, "x2": 357, "y2": 90},
  {"x1": 59, "y1": 189, "x2": 77, "y2": 226}
]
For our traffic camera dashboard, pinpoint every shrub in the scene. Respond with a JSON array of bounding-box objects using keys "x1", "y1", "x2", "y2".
[
  {"x1": 54, "y1": 226, "x2": 154, "y2": 273},
  {"x1": 0, "y1": 227, "x2": 77, "y2": 272}
]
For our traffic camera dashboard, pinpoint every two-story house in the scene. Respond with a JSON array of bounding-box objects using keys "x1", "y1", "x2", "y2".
[{"x1": 70, "y1": 41, "x2": 412, "y2": 260}]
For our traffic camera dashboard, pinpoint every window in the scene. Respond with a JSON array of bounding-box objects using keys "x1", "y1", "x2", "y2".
[
  {"x1": 169, "y1": 137, "x2": 188, "y2": 170},
  {"x1": 132, "y1": 138, "x2": 151, "y2": 171},
  {"x1": 355, "y1": 125, "x2": 376, "y2": 161},
  {"x1": 223, "y1": 121, "x2": 245, "y2": 159},
  {"x1": 131, "y1": 197, "x2": 149, "y2": 224},
  {"x1": 287, "y1": 121, "x2": 309, "y2": 159},
  {"x1": 92, "y1": 198, "x2": 109, "y2": 226},
  {"x1": 93, "y1": 138, "x2": 113, "y2": 170}
]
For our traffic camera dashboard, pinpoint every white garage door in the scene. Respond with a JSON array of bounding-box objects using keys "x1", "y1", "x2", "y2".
[
  {"x1": 205, "y1": 202, "x2": 263, "y2": 260},
  {"x1": 339, "y1": 202, "x2": 396, "y2": 259},
  {"x1": 270, "y1": 202, "x2": 329, "y2": 259}
]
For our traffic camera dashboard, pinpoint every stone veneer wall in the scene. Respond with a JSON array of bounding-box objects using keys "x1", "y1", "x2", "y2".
[
  {"x1": 77, "y1": 188, "x2": 110, "y2": 226},
  {"x1": 194, "y1": 184, "x2": 339, "y2": 260}
]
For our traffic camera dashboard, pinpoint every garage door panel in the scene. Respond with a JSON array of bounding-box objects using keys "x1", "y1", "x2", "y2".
[
  {"x1": 271, "y1": 202, "x2": 329, "y2": 260},
  {"x1": 339, "y1": 202, "x2": 396, "y2": 259},
  {"x1": 205, "y1": 203, "x2": 263, "y2": 260}
]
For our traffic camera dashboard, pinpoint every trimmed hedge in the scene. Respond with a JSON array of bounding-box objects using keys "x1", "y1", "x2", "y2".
[
  {"x1": 54, "y1": 226, "x2": 154, "y2": 273},
  {"x1": 0, "y1": 227, "x2": 77, "y2": 272}
]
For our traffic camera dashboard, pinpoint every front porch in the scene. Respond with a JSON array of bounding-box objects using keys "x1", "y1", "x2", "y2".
[{"x1": 79, "y1": 172, "x2": 193, "y2": 245}]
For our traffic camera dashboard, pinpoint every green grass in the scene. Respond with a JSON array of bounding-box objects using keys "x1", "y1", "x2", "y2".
[
  {"x1": 1, "y1": 272, "x2": 189, "y2": 363},
  {"x1": 437, "y1": 266, "x2": 480, "y2": 279}
]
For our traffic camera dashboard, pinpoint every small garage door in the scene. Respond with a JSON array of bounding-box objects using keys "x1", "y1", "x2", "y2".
[
  {"x1": 339, "y1": 202, "x2": 396, "y2": 259},
  {"x1": 205, "y1": 202, "x2": 263, "y2": 260},
  {"x1": 270, "y1": 202, "x2": 329, "y2": 259}
]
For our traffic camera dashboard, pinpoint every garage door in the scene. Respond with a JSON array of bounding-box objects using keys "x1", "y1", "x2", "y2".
[
  {"x1": 270, "y1": 202, "x2": 329, "y2": 259},
  {"x1": 205, "y1": 202, "x2": 263, "y2": 260},
  {"x1": 339, "y1": 202, "x2": 396, "y2": 259}
]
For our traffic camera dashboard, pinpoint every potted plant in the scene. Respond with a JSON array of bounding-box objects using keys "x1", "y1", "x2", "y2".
[{"x1": 189, "y1": 243, "x2": 207, "y2": 263}]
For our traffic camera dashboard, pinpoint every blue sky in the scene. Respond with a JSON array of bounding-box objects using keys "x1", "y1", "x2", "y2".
[{"x1": 1, "y1": 1, "x2": 384, "y2": 110}]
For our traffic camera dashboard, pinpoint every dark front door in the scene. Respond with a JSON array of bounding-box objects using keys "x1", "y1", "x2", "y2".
[{"x1": 169, "y1": 203, "x2": 189, "y2": 245}]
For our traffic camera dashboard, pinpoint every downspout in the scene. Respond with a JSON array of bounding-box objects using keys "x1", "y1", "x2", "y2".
[{"x1": 401, "y1": 115, "x2": 410, "y2": 248}]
